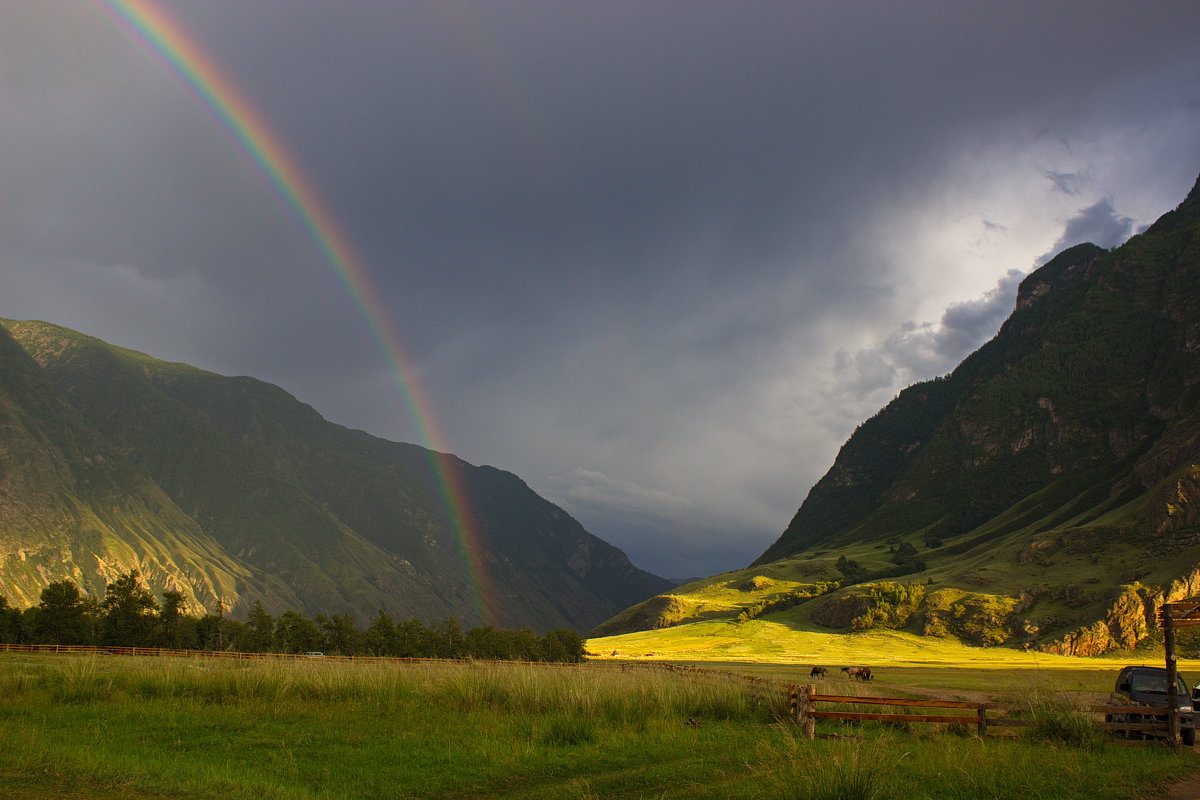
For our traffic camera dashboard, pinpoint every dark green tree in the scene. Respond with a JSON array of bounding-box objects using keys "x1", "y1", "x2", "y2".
[
  {"x1": 196, "y1": 603, "x2": 230, "y2": 651},
  {"x1": 363, "y1": 610, "x2": 398, "y2": 656},
  {"x1": 0, "y1": 596, "x2": 23, "y2": 644},
  {"x1": 31, "y1": 580, "x2": 93, "y2": 645},
  {"x1": 234, "y1": 600, "x2": 275, "y2": 652},
  {"x1": 889, "y1": 541, "x2": 926, "y2": 573},
  {"x1": 274, "y1": 611, "x2": 323, "y2": 654},
  {"x1": 835, "y1": 556, "x2": 870, "y2": 584},
  {"x1": 101, "y1": 570, "x2": 159, "y2": 647},
  {"x1": 317, "y1": 613, "x2": 361, "y2": 655},
  {"x1": 157, "y1": 590, "x2": 198, "y2": 649},
  {"x1": 465, "y1": 626, "x2": 503, "y2": 660},
  {"x1": 436, "y1": 617, "x2": 466, "y2": 659},
  {"x1": 396, "y1": 618, "x2": 432, "y2": 657},
  {"x1": 248, "y1": 601, "x2": 275, "y2": 652},
  {"x1": 506, "y1": 628, "x2": 541, "y2": 661},
  {"x1": 540, "y1": 629, "x2": 586, "y2": 662}
]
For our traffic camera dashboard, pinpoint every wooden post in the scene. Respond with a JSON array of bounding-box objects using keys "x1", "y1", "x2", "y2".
[
  {"x1": 800, "y1": 685, "x2": 815, "y2": 740},
  {"x1": 788, "y1": 684, "x2": 800, "y2": 723},
  {"x1": 977, "y1": 703, "x2": 987, "y2": 738},
  {"x1": 1164, "y1": 607, "x2": 1182, "y2": 750}
]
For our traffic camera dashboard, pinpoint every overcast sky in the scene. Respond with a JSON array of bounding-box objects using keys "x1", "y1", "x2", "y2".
[{"x1": 2, "y1": 1, "x2": 1198, "y2": 579}]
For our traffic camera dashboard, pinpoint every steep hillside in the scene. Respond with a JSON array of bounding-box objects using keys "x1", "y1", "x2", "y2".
[
  {"x1": 0, "y1": 326, "x2": 268, "y2": 610},
  {"x1": 0, "y1": 320, "x2": 669, "y2": 630},
  {"x1": 598, "y1": 173, "x2": 1200, "y2": 654}
]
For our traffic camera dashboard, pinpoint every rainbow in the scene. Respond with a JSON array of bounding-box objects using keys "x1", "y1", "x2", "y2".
[{"x1": 94, "y1": 0, "x2": 498, "y2": 626}]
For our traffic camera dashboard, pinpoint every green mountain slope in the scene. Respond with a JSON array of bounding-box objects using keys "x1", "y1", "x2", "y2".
[
  {"x1": 597, "y1": 173, "x2": 1200, "y2": 654},
  {"x1": 0, "y1": 324, "x2": 267, "y2": 610},
  {"x1": 0, "y1": 321, "x2": 670, "y2": 629}
]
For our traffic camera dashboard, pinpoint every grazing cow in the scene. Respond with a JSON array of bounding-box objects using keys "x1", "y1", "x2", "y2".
[
  {"x1": 809, "y1": 666, "x2": 828, "y2": 678},
  {"x1": 841, "y1": 666, "x2": 873, "y2": 681}
]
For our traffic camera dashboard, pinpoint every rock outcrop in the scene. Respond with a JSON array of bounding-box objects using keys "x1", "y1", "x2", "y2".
[{"x1": 1042, "y1": 565, "x2": 1200, "y2": 656}]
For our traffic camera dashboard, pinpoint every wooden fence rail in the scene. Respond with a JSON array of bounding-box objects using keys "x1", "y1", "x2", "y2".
[
  {"x1": 787, "y1": 685, "x2": 1173, "y2": 744},
  {"x1": 1091, "y1": 705, "x2": 1170, "y2": 739},
  {"x1": 789, "y1": 685, "x2": 999, "y2": 738}
]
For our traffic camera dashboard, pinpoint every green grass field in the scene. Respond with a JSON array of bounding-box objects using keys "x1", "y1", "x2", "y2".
[
  {"x1": 590, "y1": 616, "x2": 1192, "y2": 669},
  {"x1": 1, "y1": 651, "x2": 1197, "y2": 799}
]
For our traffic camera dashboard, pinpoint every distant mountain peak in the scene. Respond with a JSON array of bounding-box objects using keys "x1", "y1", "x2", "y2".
[{"x1": 1014, "y1": 242, "x2": 1104, "y2": 311}]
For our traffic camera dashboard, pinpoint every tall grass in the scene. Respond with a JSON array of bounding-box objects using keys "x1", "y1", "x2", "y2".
[
  {"x1": 1020, "y1": 689, "x2": 1107, "y2": 750},
  {"x1": 767, "y1": 729, "x2": 890, "y2": 800},
  {"x1": 1, "y1": 654, "x2": 1195, "y2": 799},
  {"x1": 5, "y1": 655, "x2": 782, "y2": 724}
]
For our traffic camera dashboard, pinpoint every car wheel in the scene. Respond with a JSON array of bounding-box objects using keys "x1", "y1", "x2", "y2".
[{"x1": 1183, "y1": 728, "x2": 1196, "y2": 747}]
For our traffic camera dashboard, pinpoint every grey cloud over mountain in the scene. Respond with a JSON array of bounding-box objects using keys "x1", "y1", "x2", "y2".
[{"x1": 2, "y1": 0, "x2": 1198, "y2": 577}]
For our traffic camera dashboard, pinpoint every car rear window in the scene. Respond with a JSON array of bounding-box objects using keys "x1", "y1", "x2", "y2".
[{"x1": 1128, "y1": 672, "x2": 1188, "y2": 695}]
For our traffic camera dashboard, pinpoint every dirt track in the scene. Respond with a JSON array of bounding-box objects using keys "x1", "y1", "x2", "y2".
[{"x1": 1164, "y1": 764, "x2": 1200, "y2": 800}]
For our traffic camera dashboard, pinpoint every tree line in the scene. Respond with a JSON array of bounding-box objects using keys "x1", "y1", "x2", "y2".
[{"x1": 0, "y1": 571, "x2": 586, "y2": 663}]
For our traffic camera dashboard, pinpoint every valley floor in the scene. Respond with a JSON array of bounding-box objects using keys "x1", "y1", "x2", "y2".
[
  {"x1": 587, "y1": 617, "x2": 1187, "y2": 686},
  {"x1": 2, "y1": 651, "x2": 1199, "y2": 799}
]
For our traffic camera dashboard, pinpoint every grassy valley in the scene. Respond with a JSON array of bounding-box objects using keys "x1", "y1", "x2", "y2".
[{"x1": 1, "y1": 651, "x2": 1196, "y2": 800}]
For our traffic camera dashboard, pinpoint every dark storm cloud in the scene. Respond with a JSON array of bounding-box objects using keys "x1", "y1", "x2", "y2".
[
  {"x1": 2, "y1": 0, "x2": 1199, "y2": 578},
  {"x1": 828, "y1": 268, "x2": 1025, "y2": 406},
  {"x1": 1038, "y1": 198, "x2": 1136, "y2": 263},
  {"x1": 936, "y1": 270, "x2": 1027, "y2": 360}
]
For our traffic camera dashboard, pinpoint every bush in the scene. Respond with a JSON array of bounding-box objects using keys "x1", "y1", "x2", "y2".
[
  {"x1": 735, "y1": 582, "x2": 840, "y2": 623},
  {"x1": 849, "y1": 582, "x2": 926, "y2": 631}
]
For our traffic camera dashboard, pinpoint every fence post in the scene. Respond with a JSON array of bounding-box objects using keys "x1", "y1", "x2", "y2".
[
  {"x1": 798, "y1": 685, "x2": 815, "y2": 740},
  {"x1": 977, "y1": 704, "x2": 987, "y2": 738}
]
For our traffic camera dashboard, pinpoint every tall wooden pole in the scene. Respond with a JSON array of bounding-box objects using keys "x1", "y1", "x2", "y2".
[{"x1": 1164, "y1": 606, "x2": 1181, "y2": 750}]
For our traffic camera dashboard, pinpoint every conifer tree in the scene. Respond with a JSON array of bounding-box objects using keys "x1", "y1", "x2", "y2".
[
  {"x1": 242, "y1": 600, "x2": 275, "y2": 652},
  {"x1": 32, "y1": 580, "x2": 93, "y2": 645},
  {"x1": 101, "y1": 570, "x2": 159, "y2": 647},
  {"x1": 0, "y1": 596, "x2": 23, "y2": 644},
  {"x1": 363, "y1": 610, "x2": 398, "y2": 656}
]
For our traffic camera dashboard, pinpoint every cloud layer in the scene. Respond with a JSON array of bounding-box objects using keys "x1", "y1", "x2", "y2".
[{"x1": 2, "y1": 1, "x2": 1199, "y2": 577}]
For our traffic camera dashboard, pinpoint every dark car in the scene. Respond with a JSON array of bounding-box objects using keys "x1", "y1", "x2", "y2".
[{"x1": 1108, "y1": 665, "x2": 1196, "y2": 746}]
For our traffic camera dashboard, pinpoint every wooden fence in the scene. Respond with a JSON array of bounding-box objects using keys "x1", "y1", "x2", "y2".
[
  {"x1": 787, "y1": 684, "x2": 1171, "y2": 744},
  {"x1": 1092, "y1": 705, "x2": 1170, "y2": 741},
  {"x1": 788, "y1": 684, "x2": 1006, "y2": 738}
]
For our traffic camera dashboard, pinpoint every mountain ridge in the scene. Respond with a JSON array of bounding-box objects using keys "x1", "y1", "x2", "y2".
[
  {"x1": 596, "y1": 171, "x2": 1200, "y2": 654},
  {"x1": 0, "y1": 319, "x2": 670, "y2": 631}
]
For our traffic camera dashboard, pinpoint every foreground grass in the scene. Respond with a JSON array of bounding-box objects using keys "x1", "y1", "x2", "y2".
[{"x1": 0, "y1": 654, "x2": 1195, "y2": 799}]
